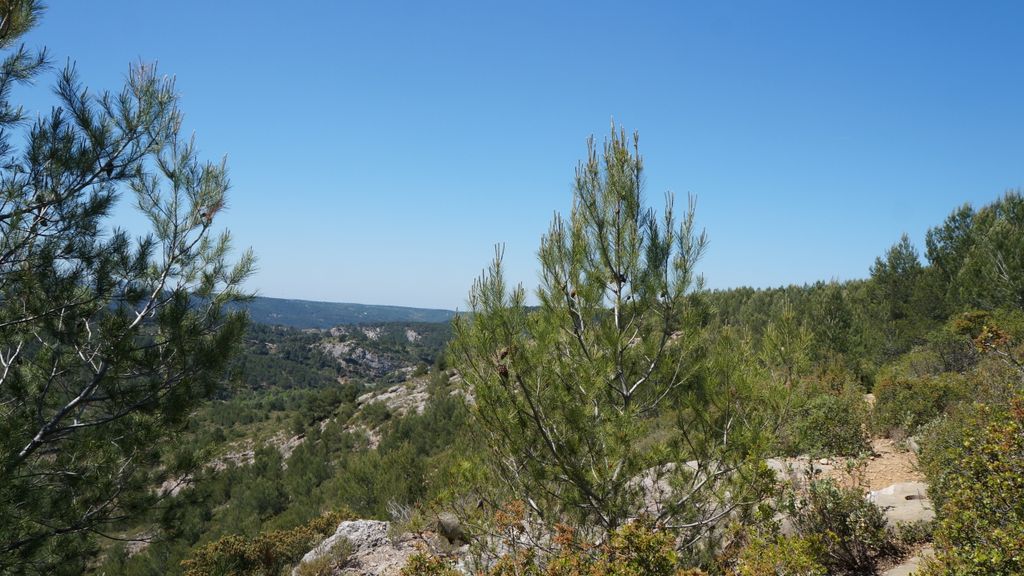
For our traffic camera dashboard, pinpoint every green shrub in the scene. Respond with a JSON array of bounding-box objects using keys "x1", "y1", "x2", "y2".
[
  {"x1": 788, "y1": 479, "x2": 895, "y2": 575},
  {"x1": 403, "y1": 523, "x2": 705, "y2": 576},
  {"x1": 881, "y1": 346, "x2": 945, "y2": 380},
  {"x1": 871, "y1": 372, "x2": 971, "y2": 438},
  {"x1": 788, "y1": 387, "x2": 869, "y2": 457},
  {"x1": 181, "y1": 511, "x2": 347, "y2": 576},
  {"x1": 918, "y1": 401, "x2": 1024, "y2": 575},
  {"x1": 734, "y1": 534, "x2": 826, "y2": 576},
  {"x1": 923, "y1": 329, "x2": 979, "y2": 374},
  {"x1": 889, "y1": 519, "x2": 934, "y2": 551},
  {"x1": 359, "y1": 401, "x2": 393, "y2": 427},
  {"x1": 401, "y1": 553, "x2": 461, "y2": 576}
]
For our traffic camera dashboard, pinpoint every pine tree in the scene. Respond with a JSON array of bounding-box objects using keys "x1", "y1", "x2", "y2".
[
  {"x1": 957, "y1": 191, "x2": 1024, "y2": 310},
  {"x1": 451, "y1": 126, "x2": 770, "y2": 558},
  {"x1": 0, "y1": 2, "x2": 253, "y2": 570},
  {"x1": 868, "y1": 234, "x2": 926, "y2": 359}
]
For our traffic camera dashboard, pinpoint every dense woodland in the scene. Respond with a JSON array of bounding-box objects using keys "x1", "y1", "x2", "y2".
[{"x1": 2, "y1": 3, "x2": 1024, "y2": 575}]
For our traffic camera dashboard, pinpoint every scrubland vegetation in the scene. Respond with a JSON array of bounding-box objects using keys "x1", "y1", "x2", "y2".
[
  {"x1": 2, "y1": 2, "x2": 1024, "y2": 575},
  {"x1": 94, "y1": 147, "x2": 1024, "y2": 576}
]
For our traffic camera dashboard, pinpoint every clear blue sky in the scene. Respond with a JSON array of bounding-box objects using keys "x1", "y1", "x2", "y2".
[{"x1": 16, "y1": 1, "x2": 1024, "y2": 309}]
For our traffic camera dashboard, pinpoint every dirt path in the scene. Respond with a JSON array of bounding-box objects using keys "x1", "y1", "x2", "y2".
[{"x1": 824, "y1": 437, "x2": 925, "y2": 491}]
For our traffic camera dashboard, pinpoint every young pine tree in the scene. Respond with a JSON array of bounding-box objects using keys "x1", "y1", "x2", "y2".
[{"x1": 451, "y1": 126, "x2": 771, "y2": 559}]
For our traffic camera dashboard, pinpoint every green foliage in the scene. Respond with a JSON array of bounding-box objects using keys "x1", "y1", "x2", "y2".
[
  {"x1": 107, "y1": 360, "x2": 472, "y2": 575},
  {"x1": 871, "y1": 372, "x2": 971, "y2": 438},
  {"x1": 759, "y1": 301, "x2": 812, "y2": 388},
  {"x1": 706, "y1": 281, "x2": 875, "y2": 386},
  {"x1": 923, "y1": 324, "x2": 981, "y2": 374},
  {"x1": 954, "y1": 192, "x2": 1024, "y2": 310},
  {"x1": 869, "y1": 234, "x2": 936, "y2": 360},
  {"x1": 0, "y1": 3, "x2": 254, "y2": 570},
  {"x1": 871, "y1": 311, "x2": 1024, "y2": 442},
  {"x1": 359, "y1": 400, "x2": 393, "y2": 426},
  {"x1": 918, "y1": 401, "x2": 1024, "y2": 575},
  {"x1": 401, "y1": 553, "x2": 462, "y2": 576},
  {"x1": 545, "y1": 522, "x2": 691, "y2": 576},
  {"x1": 925, "y1": 203, "x2": 974, "y2": 308},
  {"x1": 734, "y1": 534, "x2": 826, "y2": 576},
  {"x1": 404, "y1": 523, "x2": 705, "y2": 576},
  {"x1": 787, "y1": 479, "x2": 895, "y2": 575},
  {"x1": 789, "y1": 387, "x2": 870, "y2": 457},
  {"x1": 451, "y1": 126, "x2": 769, "y2": 552},
  {"x1": 181, "y1": 511, "x2": 347, "y2": 576},
  {"x1": 888, "y1": 519, "x2": 934, "y2": 551}
]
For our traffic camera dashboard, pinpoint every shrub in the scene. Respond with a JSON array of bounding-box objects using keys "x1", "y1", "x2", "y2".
[
  {"x1": 924, "y1": 329, "x2": 979, "y2": 374},
  {"x1": 788, "y1": 479, "x2": 895, "y2": 575},
  {"x1": 181, "y1": 511, "x2": 347, "y2": 576},
  {"x1": 584, "y1": 521, "x2": 685, "y2": 576},
  {"x1": 403, "y1": 523, "x2": 706, "y2": 576},
  {"x1": 871, "y1": 372, "x2": 971, "y2": 438},
  {"x1": 788, "y1": 387, "x2": 869, "y2": 457},
  {"x1": 917, "y1": 401, "x2": 1024, "y2": 575},
  {"x1": 400, "y1": 552, "x2": 462, "y2": 576},
  {"x1": 888, "y1": 519, "x2": 934, "y2": 551},
  {"x1": 359, "y1": 401, "x2": 393, "y2": 427},
  {"x1": 734, "y1": 534, "x2": 826, "y2": 576}
]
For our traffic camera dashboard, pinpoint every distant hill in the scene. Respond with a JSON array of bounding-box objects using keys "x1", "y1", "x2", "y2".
[{"x1": 238, "y1": 296, "x2": 456, "y2": 328}]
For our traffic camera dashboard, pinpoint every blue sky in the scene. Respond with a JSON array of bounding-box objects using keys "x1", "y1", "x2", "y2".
[{"x1": 16, "y1": 1, "x2": 1024, "y2": 309}]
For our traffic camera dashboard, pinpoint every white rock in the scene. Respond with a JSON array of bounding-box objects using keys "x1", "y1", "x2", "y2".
[
  {"x1": 868, "y1": 482, "x2": 935, "y2": 524},
  {"x1": 883, "y1": 545, "x2": 934, "y2": 576}
]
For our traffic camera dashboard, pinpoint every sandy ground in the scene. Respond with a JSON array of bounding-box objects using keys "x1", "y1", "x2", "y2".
[{"x1": 825, "y1": 437, "x2": 925, "y2": 491}]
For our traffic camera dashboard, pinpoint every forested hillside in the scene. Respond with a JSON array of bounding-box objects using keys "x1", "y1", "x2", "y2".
[
  {"x1": 102, "y1": 168, "x2": 1024, "y2": 574},
  {"x1": 97, "y1": 320, "x2": 461, "y2": 575},
  {"x1": 237, "y1": 298, "x2": 455, "y2": 329},
  {"x1": 2, "y1": 4, "x2": 1024, "y2": 572}
]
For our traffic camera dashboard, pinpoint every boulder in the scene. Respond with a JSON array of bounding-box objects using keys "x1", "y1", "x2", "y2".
[
  {"x1": 294, "y1": 520, "x2": 446, "y2": 576},
  {"x1": 437, "y1": 512, "x2": 466, "y2": 545},
  {"x1": 867, "y1": 482, "x2": 935, "y2": 525},
  {"x1": 906, "y1": 436, "x2": 921, "y2": 455}
]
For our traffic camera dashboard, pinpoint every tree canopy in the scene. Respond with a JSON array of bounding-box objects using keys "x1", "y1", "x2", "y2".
[{"x1": 0, "y1": 1, "x2": 253, "y2": 571}]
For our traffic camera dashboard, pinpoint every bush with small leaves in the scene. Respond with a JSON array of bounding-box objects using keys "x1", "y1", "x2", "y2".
[
  {"x1": 734, "y1": 534, "x2": 826, "y2": 576},
  {"x1": 294, "y1": 538, "x2": 353, "y2": 576},
  {"x1": 404, "y1": 522, "x2": 706, "y2": 576},
  {"x1": 181, "y1": 511, "x2": 348, "y2": 576},
  {"x1": 359, "y1": 401, "x2": 393, "y2": 427},
  {"x1": 871, "y1": 371, "x2": 971, "y2": 438},
  {"x1": 917, "y1": 401, "x2": 1024, "y2": 575},
  {"x1": 400, "y1": 552, "x2": 462, "y2": 576},
  {"x1": 888, "y1": 519, "x2": 934, "y2": 552},
  {"x1": 788, "y1": 479, "x2": 896, "y2": 575},
  {"x1": 789, "y1": 387, "x2": 870, "y2": 457}
]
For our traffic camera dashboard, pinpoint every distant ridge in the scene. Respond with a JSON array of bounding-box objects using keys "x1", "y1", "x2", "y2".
[{"x1": 238, "y1": 296, "x2": 455, "y2": 328}]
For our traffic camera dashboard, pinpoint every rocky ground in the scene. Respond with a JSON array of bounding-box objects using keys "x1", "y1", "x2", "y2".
[
  {"x1": 293, "y1": 437, "x2": 937, "y2": 575},
  {"x1": 830, "y1": 437, "x2": 925, "y2": 490},
  {"x1": 292, "y1": 520, "x2": 460, "y2": 576}
]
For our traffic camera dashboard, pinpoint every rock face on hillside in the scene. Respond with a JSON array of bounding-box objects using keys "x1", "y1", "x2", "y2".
[
  {"x1": 356, "y1": 379, "x2": 430, "y2": 418},
  {"x1": 294, "y1": 520, "x2": 459, "y2": 576},
  {"x1": 319, "y1": 340, "x2": 397, "y2": 377}
]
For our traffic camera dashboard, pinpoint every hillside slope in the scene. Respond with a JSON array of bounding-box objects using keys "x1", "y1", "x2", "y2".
[{"x1": 236, "y1": 296, "x2": 455, "y2": 328}]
